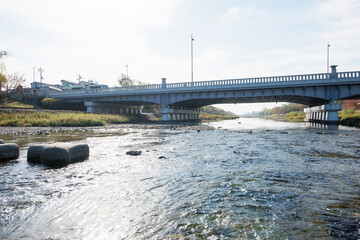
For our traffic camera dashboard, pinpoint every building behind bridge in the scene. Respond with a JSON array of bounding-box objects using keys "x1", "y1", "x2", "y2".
[{"x1": 30, "y1": 79, "x2": 108, "y2": 96}]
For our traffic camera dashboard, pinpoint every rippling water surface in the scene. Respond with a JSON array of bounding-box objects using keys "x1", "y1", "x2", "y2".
[{"x1": 1, "y1": 118, "x2": 360, "y2": 239}]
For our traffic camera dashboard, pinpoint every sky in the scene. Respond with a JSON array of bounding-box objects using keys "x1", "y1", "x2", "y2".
[{"x1": 0, "y1": 0, "x2": 359, "y2": 114}]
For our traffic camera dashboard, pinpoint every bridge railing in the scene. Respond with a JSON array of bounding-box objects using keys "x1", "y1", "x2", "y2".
[
  {"x1": 51, "y1": 83, "x2": 162, "y2": 95},
  {"x1": 50, "y1": 71, "x2": 360, "y2": 96},
  {"x1": 337, "y1": 71, "x2": 360, "y2": 79}
]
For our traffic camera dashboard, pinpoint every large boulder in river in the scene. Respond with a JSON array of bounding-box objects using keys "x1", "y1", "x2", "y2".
[
  {"x1": 0, "y1": 139, "x2": 5, "y2": 144},
  {"x1": 0, "y1": 143, "x2": 19, "y2": 161},
  {"x1": 27, "y1": 143, "x2": 89, "y2": 167},
  {"x1": 27, "y1": 145, "x2": 46, "y2": 164}
]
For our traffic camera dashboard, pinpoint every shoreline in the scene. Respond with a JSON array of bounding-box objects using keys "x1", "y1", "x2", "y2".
[
  {"x1": 243, "y1": 115, "x2": 360, "y2": 128},
  {"x1": 0, "y1": 122, "x2": 215, "y2": 136}
]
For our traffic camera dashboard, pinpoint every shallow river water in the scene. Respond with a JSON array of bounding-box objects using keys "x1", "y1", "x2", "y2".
[{"x1": 1, "y1": 118, "x2": 360, "y2": 239}]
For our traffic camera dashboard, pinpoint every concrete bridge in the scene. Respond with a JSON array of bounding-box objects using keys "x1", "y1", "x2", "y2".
[{"x1": 50, "y1": 65, "x2": 360, "y2": 123}]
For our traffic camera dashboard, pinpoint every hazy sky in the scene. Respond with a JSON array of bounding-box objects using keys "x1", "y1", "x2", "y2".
[{"x1": 1, "y1": 0, "x2": 359, "y2": 114}]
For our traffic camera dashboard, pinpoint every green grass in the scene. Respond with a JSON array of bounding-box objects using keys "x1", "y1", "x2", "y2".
[
  {"x1": 339, "y1": 111, "x2": 360, "y2": 127},
  {"x1": 285, "y1": 111, "x2": 305, "y2": 122},
  {"x1": 0, "y1": 112, "x2": 135, "y2": 127},
  {"x1": 1, "y1": 100, "x2": 35, "y2": 109}
]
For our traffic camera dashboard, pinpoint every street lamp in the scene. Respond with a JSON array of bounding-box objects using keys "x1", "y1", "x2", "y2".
[
  {"x1": 191, "y1": 34, "x2": 194, "y2": 83},
  {"x1": 327, "y1": 43, "x2": 330, "y2": 74}
]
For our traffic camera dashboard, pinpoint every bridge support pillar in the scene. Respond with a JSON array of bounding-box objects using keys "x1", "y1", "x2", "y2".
[
  {"x1": 304, "y1": 102, "x2": 342, "y2": 123},
  {"x1": 159, "y1": 107, "x2": 200, "y2": 122},
  {"x1": 84, "y1": 102, "x2": 143, "y2": 115}
]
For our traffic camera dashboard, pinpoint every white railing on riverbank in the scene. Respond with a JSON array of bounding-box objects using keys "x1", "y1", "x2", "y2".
[{"x1": 50, "y1": 71, "x2": 360, "y2": 96}]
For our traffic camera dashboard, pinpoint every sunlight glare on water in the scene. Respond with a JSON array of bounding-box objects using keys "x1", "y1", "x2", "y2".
[{"x1": 1, "y1": 118, "x2": 360, "y2": 239}]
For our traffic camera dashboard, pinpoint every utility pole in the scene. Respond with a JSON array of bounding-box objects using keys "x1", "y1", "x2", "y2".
[
  {"x1": 327, "y1": 43, "x2": 330, "y2": 74},
  {"x1": 125, "y1": 64, "x2": 129, "y2": 80},
  {"x1": 33, "y1": 66, "x2": 36, "y2": 82},
  {"x1": 38, "y1": 68, "x2": 44, "y2": 83},
  {"x1": 191, "y1": 34, "x2": 194, "y2": 83},
  {"x1": 0, "y1": 50, "x2": 8, "y2": 73},
  {"x1": 0, "y1": 51, "x2": 7, "y2": 58},
  {"x1": 77, "y1": 74, "x2": 82, "y2": 84}
]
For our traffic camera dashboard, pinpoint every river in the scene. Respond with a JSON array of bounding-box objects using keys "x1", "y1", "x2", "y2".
[{"x1": 0, "y1": 118, "x2": 359, "y2": 239}]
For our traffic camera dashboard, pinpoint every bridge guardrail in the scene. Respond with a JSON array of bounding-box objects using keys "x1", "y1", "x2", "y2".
[{"x1": 50, "y1": 71, "x2": 360, "y2": 96}]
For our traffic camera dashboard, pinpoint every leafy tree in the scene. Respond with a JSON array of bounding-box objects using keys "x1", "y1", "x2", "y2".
[
  {"x1": 200, "y1": 106, "x2": 236, "y2": 116},
  {"x1": 259, "y1": 104, "x2": 304, "y2": 116},
  {"x1": 41, "y1": 98, "x2": 66, "y2": 109},
  {"x1": 0, "y1": 73, "x2": 6, "y2": 91},
  {"x1": 117, "y1": 73, "x2": 135, "y2": 86},
  {"x1": 117, "y1": 73, "x2": 149, "y2": 86}
]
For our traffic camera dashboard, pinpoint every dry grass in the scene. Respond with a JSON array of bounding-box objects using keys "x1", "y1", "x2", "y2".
[{"x1": 0, "y1": 111, "x2": 135, "y2": 127}]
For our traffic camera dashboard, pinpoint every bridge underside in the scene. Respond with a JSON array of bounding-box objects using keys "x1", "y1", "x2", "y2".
[{"x1": 169, "y1": 95, "x2": 329, "y2": 109}]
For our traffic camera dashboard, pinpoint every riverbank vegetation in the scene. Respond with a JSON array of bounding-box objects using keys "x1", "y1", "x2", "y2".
[
  {"x1": 256, "y1": 104, "x2": 305, "y2": 122},
  {"x1": 338, "y1": 102, "x2": 360, "y2": 127},
  {"x1": 0, "y1": 111, "x2": 136, "y2": 127},
  {"x1": 199, "y1": 106, "x2": 238, "y2": 122},
  {"x1": 254, "y1": 100, "x2": 360, "y2": 127},
  {"x1": 0, "y1": 99, "x2": 35, "y2": 109}
]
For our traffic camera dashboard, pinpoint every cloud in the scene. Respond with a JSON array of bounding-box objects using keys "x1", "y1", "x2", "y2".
[
  {"x1": 0, "y1": 0, "x2": 186, "y2": 85},
  {"x1": 315, "y1": 0, "x2": 360, "y2": 48},
  {"x1": 213, "y1": 6, "x2": 271, "y2": 26}
]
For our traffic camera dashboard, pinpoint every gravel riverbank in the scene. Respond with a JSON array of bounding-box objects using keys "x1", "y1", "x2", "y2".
[{"x1": 0, "y1": 123, "x2": 214, "y2": 136}]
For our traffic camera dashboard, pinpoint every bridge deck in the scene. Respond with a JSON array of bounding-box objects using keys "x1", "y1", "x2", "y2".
[{"x1": 51, "y1": 71, "x2": 360, "y2": 97}]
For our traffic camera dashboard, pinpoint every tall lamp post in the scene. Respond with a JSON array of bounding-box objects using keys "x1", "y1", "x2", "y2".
[
  {"x1": 327, "y1": 43, "x2": 330, "y2": 74},
  {"x1": 191, "y1": 34, "x2": 194, "y2": 83}
]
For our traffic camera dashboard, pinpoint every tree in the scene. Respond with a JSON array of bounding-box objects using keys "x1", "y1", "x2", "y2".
[
  {"x1": 117, "y1": 73, "x2": 149, "y2": 87},
  {"x1": 0, "y1": 73, "x2": 26, "y2": 105},
  {"x1": 117, "y1": 73, "x2": 135, "y2": 87},
  {"x1": 0, "y1": 73, "x2": 6, "y2": 91}
]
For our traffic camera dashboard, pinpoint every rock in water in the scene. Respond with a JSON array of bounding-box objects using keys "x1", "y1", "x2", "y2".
[
  {"x1": 67, "y1": 144, "x2": 90, "y2": 163},
  {"x1": 0, "y1": 143, "x2": 19, "y2": 161},
  {"x1": 27, "y1": 145, "x2": 46, "y2": 164},
  {"x1": 41, "y1": 146, "x2": 70, "y2": 167},
  {"x1": 126, "y1": 150, "x2": 142, "y2": 156},
  {"x1": 0, "y1": 139, "x2": 5, "y2": 144},
  {"x1": 27, "y1": 143, "x2": 89, "y2": 167}
]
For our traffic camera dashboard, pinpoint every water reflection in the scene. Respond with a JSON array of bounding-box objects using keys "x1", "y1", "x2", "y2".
[
  {"x1": 309, "y1": 122, "x2": 338, "y2": 130},
  {"x1": 1, "y1": 118, "x2": 360, "y2": 239}
]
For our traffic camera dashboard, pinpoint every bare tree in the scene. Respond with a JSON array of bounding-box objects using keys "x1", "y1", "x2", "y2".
[
  {"x1": 0, "y1": 73, "x2": 26, "y2": 105},
  {"x1": 117, "y1": 73, "x2": 148, "y2": 87},
  {"x1": 117, "y1": 73, "x2": 134, "y2": 86}
]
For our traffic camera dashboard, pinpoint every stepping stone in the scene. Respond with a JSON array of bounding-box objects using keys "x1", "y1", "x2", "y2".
[
  {"x1": 28, "y1": 143, "x2": 89, "y2": 167},
  {"x1": 0, "y1": 143, "x2": 19, "y2": 161}
]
